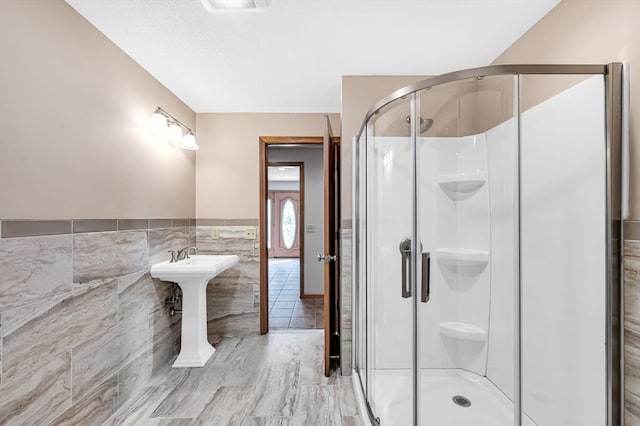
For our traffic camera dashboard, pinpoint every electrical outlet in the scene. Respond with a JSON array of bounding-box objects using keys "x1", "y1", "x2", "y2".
[
  {"x1": 306, "y1": 224, "x2": 315, "y2": 233},
  {"x1": 244, "y1": 227, "x2": 257, "y2": 240},
  {"x1": 211, "y1": 227, "x2": 219, "y2": 239}
]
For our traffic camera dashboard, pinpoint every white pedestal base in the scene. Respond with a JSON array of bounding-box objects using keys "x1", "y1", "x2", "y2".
[
  {"x1": 173, "y1": 342, "x2": 215, "y2": 368},
  {"x1": 172, "y1": 278, "x2": 216, "y2": 368}
]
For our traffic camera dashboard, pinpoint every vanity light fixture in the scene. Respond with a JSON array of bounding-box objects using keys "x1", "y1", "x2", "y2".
[
  {"x1": 149, "y1": 107, "x2": 198, "y2": 151},
  {"x1": 201, "y1": 0, "x2": 269, "y2": 13}
]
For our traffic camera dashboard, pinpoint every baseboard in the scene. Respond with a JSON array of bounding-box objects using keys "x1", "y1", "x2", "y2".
[{"x1": 300, "y1": 293, "x2": 323, "y2": 299}]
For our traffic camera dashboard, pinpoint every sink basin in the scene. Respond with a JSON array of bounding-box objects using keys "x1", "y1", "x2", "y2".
[
  {"x1": 151, "y1": 254, "x2": 239, "y2": 283},
  {"x1": 150, "y1": 254, "x2": 239, "y2": 367}
]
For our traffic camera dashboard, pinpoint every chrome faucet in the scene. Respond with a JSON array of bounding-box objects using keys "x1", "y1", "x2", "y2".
[{"x1": 168, "y1": 247, "x2": 198, "y2": 262}]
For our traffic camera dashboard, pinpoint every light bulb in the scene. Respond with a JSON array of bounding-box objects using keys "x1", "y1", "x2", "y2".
[
  {"x1": 167, "y1": 122, "x2": 183, "y2": 143},
  {"x1": 149, "y1": 109, "x2": 168, "y2": 134},
  {"x1": 181, "y1": 132, "x2": 199, "y2": 150}
]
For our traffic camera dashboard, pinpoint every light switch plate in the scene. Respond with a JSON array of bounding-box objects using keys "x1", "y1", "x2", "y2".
[{"x1": 306, "y1": 224, "x2": 315, "y2": 233}]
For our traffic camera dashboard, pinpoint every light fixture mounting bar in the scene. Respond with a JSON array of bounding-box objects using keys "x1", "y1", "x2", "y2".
[{"x1": 155, "y1": 106, "x2": 192, "y2": 134}]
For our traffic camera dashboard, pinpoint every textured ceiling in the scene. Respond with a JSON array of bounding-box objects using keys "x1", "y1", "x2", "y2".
[{"x1": 65, "y1": 0, "x2": 560, "y2": 113}]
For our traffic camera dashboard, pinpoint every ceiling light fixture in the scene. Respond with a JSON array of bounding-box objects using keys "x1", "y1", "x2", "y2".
[
  {"x1": 149, "y1": 107, "x2": 198, "y2": 151},
  {"x1": 200, "y1": 0, "x2": 269, "y2": 13}
]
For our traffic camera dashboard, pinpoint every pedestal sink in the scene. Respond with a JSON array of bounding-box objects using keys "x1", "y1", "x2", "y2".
[{"x1": 150, "y1": 254, "x2": 239, "y2": 367}]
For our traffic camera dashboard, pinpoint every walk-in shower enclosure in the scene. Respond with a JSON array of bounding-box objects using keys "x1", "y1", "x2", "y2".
[{"x1": 352, "y1": 64, "x2": 625, "y2": 426}]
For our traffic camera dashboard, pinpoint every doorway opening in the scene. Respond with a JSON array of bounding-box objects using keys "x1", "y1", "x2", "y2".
[
  {"x1": 259, "y1": 137, "x2": 328, "y2": 332},
  {"x1": 259, "y1": 119, "x2": 340, "y2": 377},
  {"x1": 267, "y1": 162, "x2": 324, "y2": 330}
]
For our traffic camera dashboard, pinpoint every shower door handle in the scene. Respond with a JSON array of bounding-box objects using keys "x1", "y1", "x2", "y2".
[
  {"x1": 399, "y1": 238, "x2": 412, "y2": 298},
  {"x1": 421, "y1": 252, "x2": 430, "y2": 303}
]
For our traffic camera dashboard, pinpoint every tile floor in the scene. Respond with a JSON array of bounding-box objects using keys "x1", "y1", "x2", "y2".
[
  {"x1": 103, "y1": 330, "x2": 362, "y2": 425},
  {"x1": 269, "y1": 258, "x2": 324, "y2": 330}
]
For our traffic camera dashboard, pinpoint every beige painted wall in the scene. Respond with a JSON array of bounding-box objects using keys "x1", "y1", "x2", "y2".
[
  {"x1": 0, "y1": 0, "x2": 195, "y2": 219},
  {"x1": 195, "y1": 113, "x2": 340, "y2": 219},
  {"x1": 340, "y1": 76, "x2": 429, "y2": 220},
  {"x1": 493, "y1": 0, "x2": 640, "y2": 219}
]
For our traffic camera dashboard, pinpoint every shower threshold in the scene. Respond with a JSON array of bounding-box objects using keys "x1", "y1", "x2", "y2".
[{"x1": 369, "y1": 369, "x2": 537, "y2": 426}]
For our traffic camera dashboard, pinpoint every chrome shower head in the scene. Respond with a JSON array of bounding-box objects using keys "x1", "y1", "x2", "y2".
[
  {"x1": 419, "y1": 118, "x2": 434, "y2": 134},
  {"x1": 406, "y1": 116, "x2": 434, "y2": 134}
]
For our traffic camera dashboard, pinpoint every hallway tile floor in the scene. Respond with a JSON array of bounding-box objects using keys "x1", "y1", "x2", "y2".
[
  {"x1": 269, "y1": 258, "x2": 324, "y2": 330},
  {"x1": 102, "y1": 330, "x2": 361, "y2": 425}
]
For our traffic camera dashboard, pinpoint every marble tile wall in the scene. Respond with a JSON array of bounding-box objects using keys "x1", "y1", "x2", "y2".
[
  {"x1": 195, "y1": 220, "x2": 261, "y2": 343},
  {"x1": 0, "y1": 218, "x2": 193, "y2": 425},
  {"x1": 626, "y1": 220, "x2": 640, "y2": 425},
  {"x1": 340, "y1": 226, "x2": 352, "y2": 375}
]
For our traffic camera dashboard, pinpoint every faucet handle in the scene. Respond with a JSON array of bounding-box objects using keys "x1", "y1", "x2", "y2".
[
  {"x1": 188, "y1": 246, "x2": 198, "y2": 257},
  {"x1": 168, "y1": 250, "x2": 177, "y2": 263}
]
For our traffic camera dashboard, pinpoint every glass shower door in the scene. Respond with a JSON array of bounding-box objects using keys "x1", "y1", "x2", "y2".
[
  {"x1": 415, "y1": 75, "x2": 519, "y2": 426},
  {"x1": 365, "y1": 94, "x2": 417, "y2": 425}
]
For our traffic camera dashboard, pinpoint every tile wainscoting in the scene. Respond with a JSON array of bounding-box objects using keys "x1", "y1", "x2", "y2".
[
  {"x1": 626, "y1": 220, "x2": 640, "y2": 424},
  {"x1": 0, "y1": 218, "x2": 193, "y2": 425},
  {"x1": 195, "y1": 219, "x2": 261, "y2": 343},
  {"x1": 340, "y1": 226, "x2": 352, "y2": 375}
]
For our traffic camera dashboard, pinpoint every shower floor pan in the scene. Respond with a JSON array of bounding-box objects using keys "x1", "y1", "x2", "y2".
[{"x1": 369, "y1": 369, "x2": 536, "y2": 426}]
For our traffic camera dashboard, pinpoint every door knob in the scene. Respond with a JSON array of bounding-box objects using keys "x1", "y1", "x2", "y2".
[{"x1": 317, "y1": 254, "x2": 337, "y2": 263}]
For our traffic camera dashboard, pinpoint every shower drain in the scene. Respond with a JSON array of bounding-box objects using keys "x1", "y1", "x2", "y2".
[{"x1": 452, "y1": 395, "x2": 471, "y2": 408}]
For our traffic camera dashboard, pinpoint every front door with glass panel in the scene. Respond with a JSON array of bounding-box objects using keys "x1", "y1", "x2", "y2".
[{"x1": 271, "y1": 191, "x2": 300, "y2": 258}]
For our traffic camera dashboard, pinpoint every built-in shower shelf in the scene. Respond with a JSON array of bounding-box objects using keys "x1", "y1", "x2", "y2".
[
  {"x1": 436, "y1": 248, "x2": 489, "y2": 267},
  {"x1": 438, "y1": 322, "x2": 487, "y2": 342},
  {"x1": 438, "y1": 173, "x2": 487, "y2": 200}
]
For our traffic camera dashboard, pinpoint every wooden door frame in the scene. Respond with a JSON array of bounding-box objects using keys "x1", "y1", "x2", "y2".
[
  {"x1": 259, "y1": 137, "x2": 322, "y2": 334},
  {"x1": 267, "y1": 163, "x2": 305, "y2": 289}
]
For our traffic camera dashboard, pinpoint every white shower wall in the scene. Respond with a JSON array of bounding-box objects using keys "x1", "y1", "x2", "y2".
[
  {"x1": 518, "y1": 75, "x2": 606, "y2": 426},
  {"x1": 485, "y1": 75, "x2": 607, "y2": 426},
  {"x1": 419, "y1": 135, "x2": 492, "y2": 376}
]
